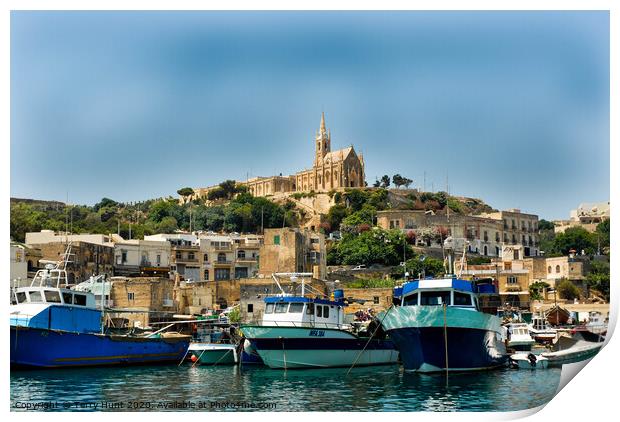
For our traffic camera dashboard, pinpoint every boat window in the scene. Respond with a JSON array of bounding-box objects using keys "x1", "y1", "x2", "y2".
[
  {"x1": 16, "y1": 292, "x2": 27, "y2": 303},
  {"x1": 317, "y1": 305, "x2": 323, "y2": 317},
  {"x1": 44, "y1": 290, "x2": 62, "y2": 303},
  {"x1": 289, "y1": 303, "x2": 304, "y2": 313},
  {"x1": 73, "y1": 294, "x2": 87, "y2": 306},
  {"x1": 453, "y1": 292, "x2": 472, "y2": 306},
  {"x1": 306, "y1": 303, "x2": 314, "y2": 315},
  {"x1": 62, "y1": 292, "x2": 73, "y2": 304},
  {"x1": 275, "y1": 303, "x2": 288, "y2": 313},
  {"x1": 323, "y1": 306, "x2": 329, "y2": 318},
  {"x1": 265, "y1": 303, "x2": 275, "y2": 314},
  {"x1": 28, "y1": 290, "x2": 43, "y2": 302},
  {"x1": 474, "y1": 297, "x2": 480, "y2": 311},
  {"x1": 403, "y1": 293, "x2": 418, "y2": 306},
  {"x1": 420, "y1": 291, "x2": 451, "y2": 306}
]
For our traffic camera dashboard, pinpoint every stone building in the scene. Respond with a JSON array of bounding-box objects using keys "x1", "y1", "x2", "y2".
[
  {"x1": 460, "y1": 262, "x2": 530, "y2": 309},
  {"x1": 113, "y1": 239, "x2": 171, "y2": 277},
  {"x1": 259, "y1": 228, "x2": 326, "y2": 279},
  {"x1": 200, "y1": 233, "x2": 262, "y2": 281},
  {"x1": 27, "y1": 240, "x2": 114, "y2": 285},
  {"x1": 187, "y1": 113, "x2": 366, "y2": 201},
  {"x1": 109, "y1": 277, "x2": 176, "y2": 328},
  {"x1": 554, "y1": 201, "x2": 610, "y2": 234},
  {"x1": 377, "y1": 208, "x2": 540, "y2": 258}
]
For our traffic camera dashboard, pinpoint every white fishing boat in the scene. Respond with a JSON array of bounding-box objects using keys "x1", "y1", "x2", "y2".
[
  {"x1": 240, "y1": 273, "x2": 399, "y2": 369},
  {"x1": 505, "y1": 323, "x2": 536, "y2": 351},
  {"x1": 528, "y1": 315, "x2": 557, "y2": 344},
  {"x1": 508, "y1": 353, "x2": 549, "y2": 369}
]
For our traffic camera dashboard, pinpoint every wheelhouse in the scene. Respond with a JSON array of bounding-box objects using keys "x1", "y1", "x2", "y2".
[
  {"x1": 12, "y1": 287, "x2": 94, "y2": 308},
  {"x1": 262, "y1": 296, "x2": 346, "y2": 328},
  {"x1": 394, "y1": 278, "x2": 481, "y2": 311}
]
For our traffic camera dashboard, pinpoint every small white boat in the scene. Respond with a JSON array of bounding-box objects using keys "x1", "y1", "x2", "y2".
[
  {"x1": 529, "y1": 316, "x2": 557, "y2": 344},
  {"x1": 188, "y1": 343, "x2": 238, "y2": 365},
  {"x1": 509, "y1": 353, "x2": 549, "y2": 369},
  {"x1": 505, "y1": 323, "x2": 536, "y2": 351},
  {"x1": 541, "y1": 335, "x2": 603, "y2": 367}
]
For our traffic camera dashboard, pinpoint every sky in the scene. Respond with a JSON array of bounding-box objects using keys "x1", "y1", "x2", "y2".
[{"x1": 10, "y1": 11, "x2": 610, "y2": 220}]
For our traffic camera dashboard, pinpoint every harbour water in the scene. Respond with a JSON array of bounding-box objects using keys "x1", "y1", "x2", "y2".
[{"x1": 11, "y1": 364, "x2": 561, "y2": 412}]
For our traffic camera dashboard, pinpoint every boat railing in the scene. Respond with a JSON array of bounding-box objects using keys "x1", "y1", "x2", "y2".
[{"x1": 254, "y1": 320, "x2": 347, "y2": 329}]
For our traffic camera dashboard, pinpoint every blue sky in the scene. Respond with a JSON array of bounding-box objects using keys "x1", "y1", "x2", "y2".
[{"x1": 10, "y1": 11, "x2": 609, "y2": 220}]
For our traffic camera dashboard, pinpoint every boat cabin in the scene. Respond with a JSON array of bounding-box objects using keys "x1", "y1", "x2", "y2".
[
  {"x1": 394, "y1": 278, "x2": 482, "y2": 311},
  {"x1": 262, "y1": 296, "x2": 346, "y2": 328}
]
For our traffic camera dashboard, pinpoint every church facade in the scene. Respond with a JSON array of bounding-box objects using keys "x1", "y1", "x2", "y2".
[{"x1": 244, "y1": 113, "x2": 366, "y2": 197}]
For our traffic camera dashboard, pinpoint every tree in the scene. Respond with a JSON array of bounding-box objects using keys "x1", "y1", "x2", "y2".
[
  {"x1": 586, "y1": 260, "x2": 610, "y2": 301},
  {"x1": 392, "y1": 174, "x2": 404, "y2": 188},
  {"x1": 373, "y1": 179, "x2": 381, "y2": 188},
  {"x1": 538, "y1": 219, "x2": 555, "y2": 231},
  {"x1": 556, "y1": 279, "x2": 581, "y2": 301},
  {"x1": 325, "y1": 204, "x2": 348, "y2": 234},
  {"x1": 595, "y1": 219, "x2": 610, "y2": 253},
  {"x1": 406, "y1": 255, "x2": 445, "y2": 278},
  {"x1": 551, "y1": 227, "x2": 596, "y2": 255},
  {"x1": 330, "y1": 228, "x2": 413, "y2": 266},
  {"x1": 93, "y1": 198, "x2": 118, "y2": 212},
  {"x1": 177, "y1": 187, "x2": 194, "y2": 197},
  {"x1": 529, "y1": 281, "x2": 550, "y2": 301},
  {"x1": 380, "y1": 175, "x2": 391, "y2": 188}
]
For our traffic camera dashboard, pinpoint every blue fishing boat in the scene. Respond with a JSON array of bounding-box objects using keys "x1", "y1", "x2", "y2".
[
  {"x1": 381, "y1": 277, "x2": 508, "y2": 373},
  {"x1": 10, "y1": 251, "x2": 190, "y2": 369},
  {"x1": 241, "y1": 273, "x2": 399, "y2": 369}
]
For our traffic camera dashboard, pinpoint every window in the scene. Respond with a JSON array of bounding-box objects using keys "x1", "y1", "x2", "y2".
[
  {"x1": 275, "y1": 303, "x2": 288, "y2": 313},
  {"x1": 62, "y1": 292, "x2": 73, "y2": 304},
  {"x1": 121, "y1": 251, "x2": 127, "y2": 264},
  {"x1": 420, "y1": 291, "x2": 451, "y2": 306},
  {"x1": 215, "y1": 268, "x2": 230, "y2": 281},
  {"x1": 237, "y1": 250, "x2": 246, "y2": 259},
  {"x1": 44, "y1": 290, "x2": 62, "y2": 303},
  {"x1": 16, "y1": 292, "x2": 27, "y2": 303},
  {"x1": 556, "y1": 265, "x2": 560, "y2": 273},
  {"x1": 453, "y1": 292, "x2": 472, "y2": 306},
  {"x1": 548, "y1": 266, "x2": 552, "y2": 274},
  {"x1": 156, "y1": 254, "x2": 161, "y2": 265},
  {"x1": 188, "y1": 252, "x2": 195, "y2": 260},
  {"x1": 247, "y1": 304, "x2": 254, "y2": 313},
  {"x1": 265, "y1": 303, "x2": 275, "y2": 314},
  {"x1": 289, "y1": 303, "x2": 304, "y2": 313},
  {"x1": 316, "y1": 305, "x2": 323, "y2": 317},
  {"x1": 507, "y1": 276, "x2": 518, "y2": 284},
  {"x1": 176, "y1": 252, "x2": 182, "y2": 259},
  {"x1": 323, "y1": 306, "x2": 330, "y2": 318},
  {"x1": 204, "y1": 270, "x2": 209, "y2": 280},
  {"x1": 305, "y1": 303, "x2": 314, "y2": 315},
  {"x1": 235, "y1": 267, "x2": 248, "y2": 279},
  {"x1": 29, "y1": 290, "x2": 42, "y2": 302},
  {"x1": 127, "y1": 292, "x2": 135, "y2": 301},
  {"x1": 373, "y1": 296, "x2": 380, "y2": 304},
  {"x1": 274, "y1": 235, "x2": 280, "y2": 245},
  {"x1": 203, "y1": 254, "x2": 209, "y2": 262},
  {"x1": 217, "y1": 253, "x2": 227, "y2": 263},
  {"x1": 403, "y1": 294, "x2": 418, "y2": 306},
  {"x1": 74, "y1": 294, "x2": 87, "y2": 306}
]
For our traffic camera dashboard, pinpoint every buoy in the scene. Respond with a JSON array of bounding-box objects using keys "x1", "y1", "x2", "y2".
[{"x1": 190, "y1": 355, "x2": 198, "y2": 362}]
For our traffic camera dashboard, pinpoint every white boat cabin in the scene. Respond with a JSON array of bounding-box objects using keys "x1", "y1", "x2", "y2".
[
  {"x1": 262, "y1": 296, "x2": 346, "y2": 328},
  {"x1": 395, "y1": 278, "x2": 481, "y2": 311}
]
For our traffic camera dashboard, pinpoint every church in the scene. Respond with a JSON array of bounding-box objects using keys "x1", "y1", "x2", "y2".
[{"x1": 244, "y1": 113, "x2": 366, "y2": 197}]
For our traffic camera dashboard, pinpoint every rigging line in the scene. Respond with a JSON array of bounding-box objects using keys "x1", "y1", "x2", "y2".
[{"x1": 346, "y1": 304, "x2": 394, "y2": 376}]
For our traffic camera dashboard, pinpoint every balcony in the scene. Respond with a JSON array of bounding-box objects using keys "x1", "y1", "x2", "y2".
[
  {"x1": 213, "y1": 244, "x2": 232, "y2": 251},
  {"x1": 236, "y1": 256, "x2": 258, "y2": 263},
  {"x1": 214, "y1": 260, "x2": 233, "y2": 266},
  {"x1": 174, "y1": 257, "x2": 199, "y2": 264}
]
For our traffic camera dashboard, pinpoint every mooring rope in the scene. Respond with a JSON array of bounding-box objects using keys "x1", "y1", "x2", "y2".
[
  {"x1": 443, "y1": 303, "x2": 449, "y2": 379},
  {"x1": 347, "y1": 304, "x2": 394, "y2": 376}
]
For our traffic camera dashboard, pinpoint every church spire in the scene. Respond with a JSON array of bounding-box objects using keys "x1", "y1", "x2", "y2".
[{"x1": 320, "y1": 112, "x2": 326, "y2": 134}]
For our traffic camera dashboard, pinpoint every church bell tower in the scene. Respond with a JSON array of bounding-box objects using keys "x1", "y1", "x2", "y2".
[{"x1": 315, "y1": 112, "x2": 331, "y2": 167}]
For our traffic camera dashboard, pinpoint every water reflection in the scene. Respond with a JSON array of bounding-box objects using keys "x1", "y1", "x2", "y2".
[{"x1": 11, "y1": 364, "x2": 561, "y2": 412}]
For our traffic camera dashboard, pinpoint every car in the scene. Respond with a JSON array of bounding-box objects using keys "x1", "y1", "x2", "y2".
[{"x1": 352, "y1": 265, "x2": 366, "y2": 271}]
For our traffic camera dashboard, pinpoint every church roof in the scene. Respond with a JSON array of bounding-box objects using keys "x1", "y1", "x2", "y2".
[{"x1": 323, "y1": 146, "x2": 354, "y2": 164}]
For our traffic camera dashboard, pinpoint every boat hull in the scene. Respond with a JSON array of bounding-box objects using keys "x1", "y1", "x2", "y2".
[
  {"x1": 10, "y1": 326, "x2": 190, "y2": 368},
  {"x1": 189, "y1": 344, "x2": 238, "y2": 365},
  {"x1": 381, "y1": 306, "x2": 508, "y2": 373},
  {"x1": 240, "y1": 326, "x2": 399, "y2": 369},
  {"x1": 508, "y1": 340, "x2": 535, "y2": 352}
]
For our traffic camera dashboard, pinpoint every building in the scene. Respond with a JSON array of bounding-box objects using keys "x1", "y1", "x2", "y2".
[
  {"x1": 145, "y1": 233, "x2": 201, "y2": 282},
  {"x1": 113, "y1": 238, "x2": 171, "y2": 277},
  {"x1": 554, "y1": 201, "x2": 610, "y2": 233},
  {"x1": 186, "y1": 113, "x2": 366, "y2": 201},
  {"x1": 376, "y1": 208, "x2": 538, "y2": 257},
  {"x1": 25, "y1": 229, "x2": 117, "y2": 247},
  {"x1": 10, "y1": 243, "x2": 28, "y2": 287},
  {"x1": 200, "y1": 233, "x2": 262, "y2": 281},
  {"x1": 259, "y1": 228, "x2": 327, "y2": 279},
  {"x1": 26, "y1": 240, "x2": 115, "y2": 284},
  {"x1": 109, "y1": 277, "x2": 176, "y2": 328},
  {"x1": 460, "y1": 261, "x2": 531, "y2": 309}
]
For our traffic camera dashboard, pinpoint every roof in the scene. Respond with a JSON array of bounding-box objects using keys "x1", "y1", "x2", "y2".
[
  {"x1": 323, "y1": 147, "x2": 353, "y2": 164},
  {"x1": 264, "y1": 296, "x2": 346, "y2": 307}
]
